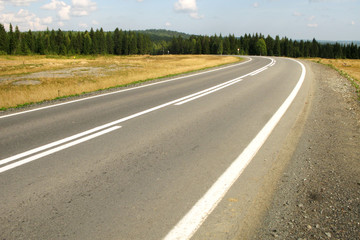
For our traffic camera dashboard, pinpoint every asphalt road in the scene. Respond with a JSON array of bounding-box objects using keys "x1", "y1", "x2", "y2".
[{"x1": 0, "y1": 56, "x2": 310, "y2": 239}]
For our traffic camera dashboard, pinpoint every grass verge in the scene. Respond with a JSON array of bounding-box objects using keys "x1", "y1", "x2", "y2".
[
  {"x1": 0, "y1": 55, "x2": 242, "y2": 110},
  {"x1": 310, "y1": 58, "x2": 360, "y2": 100}
]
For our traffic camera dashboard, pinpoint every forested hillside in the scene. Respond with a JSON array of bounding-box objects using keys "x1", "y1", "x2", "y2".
[
  {"x1": 135, "y1": 29, "x2": 191, "y2": 42},
  {"x1": 0, "y1": 23, "x2": 359, "y2": 59}
]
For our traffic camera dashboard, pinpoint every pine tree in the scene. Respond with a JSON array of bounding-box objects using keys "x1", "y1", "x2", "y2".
[
  {"x1": 350, "y1": 43, "x2": 358, "y2": 59},
  {"x1": 20, "y1": 33, "x2": 30, "y2": 55},
  {"x1": 106, "y1": 32, "x2": 114, "y2": 54},
  {"x1": 49, "y1": 29, "x2": 57, "y2": 54},
  {"x1": 36, "y1": 32, "x2": 46, "y2": 55},
  {"x1": 310, "y1": 38, "x2": 319, "y2": 57},
  {"x1": 229, "y1": 34, "x2": 237, "y2": 54},
  {"x1": 122, "y1": 31, "x2": 129, "y2": 55},
  {"x1": 202, "y1": 36, "x2": 210, "y2": 54},
  {"x1": 299, "y1": 40, "x2": 305, "y2": 58},
  {"x1": 82, "y1": 32, "x2": 92, "y2": 55},
  {"x1": 333, "y1": 43, "x2": 342, "y2": 59},
  {"x1": 196, "y1": 38, "x2": 202, "y2": 54},
  {"x1": 217, "y1": 39, "x2": 223, "y2": 55},
  {"x1": 55, "y1": 29, "x2": 66, "y2": 55},
  {"x1": 113, "y1": 28, "x2": 122, "y2": 55},
  {"x1": 223, "y1": 37, "x2": 230, "y2": 55},
  {"x1": 273, "y1": 35, "x2": 281, "y2": 56},
  {"x1": 0, "y1": 23, "x2": 8, "y2": 54},
  {"x1": 8, "y1": 24, "x2": 14, "y2": 54},
  {"x1": 43, "y1": 30, "x2": 51, "y2": 54},
  {"x1": 137, "y1": 33, "x2": 145, "y2": 54},
  {"x1": 129, "y1": 32, "x2": 138, "y2": 54},
  {"x1": 171, "y1": 36, "x2": 179, "y2": 54},
  {"x1": 265, "y1": 35, "x2": 274, "y2": 56},
  {"x1": 89, "y1": 28, "x2": 96, "y2": 54}
]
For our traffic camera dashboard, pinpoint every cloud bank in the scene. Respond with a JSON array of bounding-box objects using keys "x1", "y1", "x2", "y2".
[{"x1": 174, "y1": 0, "x2": 203, "y2": 19}]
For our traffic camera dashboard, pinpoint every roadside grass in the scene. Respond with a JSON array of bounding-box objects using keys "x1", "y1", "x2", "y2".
[
  {"x1": 310, "y1": 58, "x2": 360, "y2": 100},
  {"x1": 0, "y1": 55, "x2": 241, "y2": 110}
]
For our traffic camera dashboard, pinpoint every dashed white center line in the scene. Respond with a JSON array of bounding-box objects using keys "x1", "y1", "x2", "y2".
[{"x1": 0, "y1": 57, "x2": 276, "y2": 174}]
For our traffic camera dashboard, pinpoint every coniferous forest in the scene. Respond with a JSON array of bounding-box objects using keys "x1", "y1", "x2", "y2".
[{"x1": 0, "y1": 23, "x2": 359, "y2": 59}]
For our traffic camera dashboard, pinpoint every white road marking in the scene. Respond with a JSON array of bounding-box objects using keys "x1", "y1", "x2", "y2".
[
  {"x1": 175, "y1": 78, "x2": 243, "y2": 105},
  {"x1": 0, "y1": 126, "x2": 121, "y2": 173},
  {"x1": 0, "y1": 58, "x2": 252, "y2": 120},
  {"x1": 0, "y1": 57, "x2": 275, "y2": 173},
  {"x1": 250, "y1": 67, "x2": 268, "y2": 76},
  {"x1": 175, "y1": 58, "x2": 276, "y2": 105},
  {"x1": 163, "y1": 59, "x2": 306, "y2": 240},
  {"x1": 0, "y1": 124, "x2": 124, "y2": 166},
  {"x1": 0, "y1": 78, "x2": 247, "y2": 169}
]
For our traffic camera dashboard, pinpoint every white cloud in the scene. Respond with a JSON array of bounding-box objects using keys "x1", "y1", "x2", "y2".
[
  {"x1": 79, "y1": 22, "x2": 88, "y2": 28},
  {"x1": 174, "y1": 0, "x2": 197, "y2": 12},
  {"x1": 41, "y1": 0, "x2": 97, "y2": 21},
  {"x1": 72, "y1": 0, "x2": 97, "y2": 16},
  {"x1": 2, "y1": 0, "x2": 37, "y2": 6},
  {"x1": 41, "y1": 0, "x2": 60, "y2": 10},
  {"x1": 293, "y1": 11, "x2": 302, "y2": 17},
  {"x1": 42, "y1": 16, "x2": 53, "y2": 24},
  {"x1": 189, "y1": 12, "x2": 202, "y2": 19},
  {"x1": 0, "y1": 8, "x2": 51, "y2": 30},
  {"x1": 307, "y1": 23, "x2": 318, "y2": 28},
  {"x1": 58, "y1": 4, "x2": 70, "y2": 20},
  {"x1": 0, "y1": 0, "x2": 37, "y2": 12},
  {"x1": 308, "y1": 15, "x2": 316, "y2": 21},
  {"x1": 42, "y1": 0, "x2": 71, "y2": 20},
  {"x1": 174, "y1": 0, "x2": 203, "y2": 19}
]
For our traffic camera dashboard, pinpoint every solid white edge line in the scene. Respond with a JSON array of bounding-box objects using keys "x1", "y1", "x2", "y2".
[
  {"x1": 0, "y1": 58, "x2": 252, "y2": 120},
  {"x1": 0, "y1": 126, "x2": 121, "y2": 173},
  {"x1": 163, "y1": 58, "x2": 306, "y2": 240}
]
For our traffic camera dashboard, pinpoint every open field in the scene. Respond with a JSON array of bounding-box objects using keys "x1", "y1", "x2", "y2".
[
  {"x1": 310, "y1": 58, "x2": 360, "y2": 99},
  {"x1": 0, "y1": 55, "x2": 241, "y2": 109}
]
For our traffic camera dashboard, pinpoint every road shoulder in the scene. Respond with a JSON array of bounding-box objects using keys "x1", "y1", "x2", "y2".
[{"x1": 251, "y1": 60, "x2": 360, "y2": 239}]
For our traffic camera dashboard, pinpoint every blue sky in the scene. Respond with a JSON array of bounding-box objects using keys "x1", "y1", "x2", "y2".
[{"x1": 0, "y1": 0, "x2": 359, "y2": 41}]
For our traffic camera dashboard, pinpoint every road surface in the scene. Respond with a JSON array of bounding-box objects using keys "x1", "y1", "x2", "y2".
[{"x1": 0, "y1": 56, "x2": 310, "y2": 239}]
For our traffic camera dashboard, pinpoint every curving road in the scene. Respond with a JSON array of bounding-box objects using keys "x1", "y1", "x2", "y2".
[{"x1": 0, "y1": 56, "x2": 310, "y2": 239}]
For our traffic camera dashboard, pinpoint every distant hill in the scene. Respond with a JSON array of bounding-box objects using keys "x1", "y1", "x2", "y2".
[
  {"x1": 136, "y1": 29, "x2": 193, "y2": 42},
  {"x1": 318, "y1": 40, "x2": 360, "y2": 46}
]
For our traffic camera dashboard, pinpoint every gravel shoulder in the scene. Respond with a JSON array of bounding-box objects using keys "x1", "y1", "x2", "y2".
[{"x1": 252, "y1": 60, "x2": 360, "y2": 239}]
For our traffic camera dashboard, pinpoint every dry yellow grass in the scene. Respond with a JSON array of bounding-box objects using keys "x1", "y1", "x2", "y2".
[
  {"x1": 311, "y1": 58, "x2": 360, "y2": 83},
  {"x1": 0, "y1": 55, "x2": 241, "y2": 109},
  {"x1": 310, "y1": 58, "x2": 360, "y2": 100}
]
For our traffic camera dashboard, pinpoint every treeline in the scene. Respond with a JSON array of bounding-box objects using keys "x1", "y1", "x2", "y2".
[
  {"x1": 0, "y1": 23, "x2": 153, "y2": 55},
  {"x1": 167, "y1": 33, "x2": 360, "y2": 59},
  {"x1": 1, "y1": 23, "x2": 360, "y2": 59}
]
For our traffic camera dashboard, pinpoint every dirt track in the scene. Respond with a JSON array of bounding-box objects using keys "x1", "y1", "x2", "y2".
[{"x1": 252, "y1": 61, "x2": 360, "y2": 239}]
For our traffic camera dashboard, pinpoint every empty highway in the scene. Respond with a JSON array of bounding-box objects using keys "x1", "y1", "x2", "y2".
[{"x1": 0, "y1": 56, "x2": 310, "y2": 239}]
